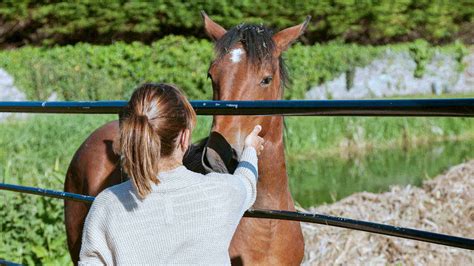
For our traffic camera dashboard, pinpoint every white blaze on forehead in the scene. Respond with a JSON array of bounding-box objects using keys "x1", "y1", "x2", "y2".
[{"x1": 230, "y1": 48, "x2": 245, "y2": 63}]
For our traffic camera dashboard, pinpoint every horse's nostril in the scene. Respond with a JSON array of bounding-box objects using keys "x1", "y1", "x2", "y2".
[
  {"x1": 229, "y1": 148, "x2": 239, "y2": 173},
  {"x1": 232, "y1": 148, "x2": 238, "y2": 159},
  {"x1": 201, "y1": 131, "x2": 239, "y2": 174}
]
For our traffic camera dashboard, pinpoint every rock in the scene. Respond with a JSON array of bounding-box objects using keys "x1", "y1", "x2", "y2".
[
  {"x1": 0, "y1": 68, "x2": 28, "y2": 122},
  {"x1": 306, "y1": 51, "x2": 474, "y2": 100}
]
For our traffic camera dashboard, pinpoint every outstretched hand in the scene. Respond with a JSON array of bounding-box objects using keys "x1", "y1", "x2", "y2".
[{"x1": 244, "y1": 125, "x2": 264, "y2": 155}]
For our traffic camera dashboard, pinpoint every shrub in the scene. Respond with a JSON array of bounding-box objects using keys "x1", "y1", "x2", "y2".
[
  {"x1": 0, "y1": 1, "x2": 473, "y2": 47},
  {"x1": 0, "y1": 36, "x2": 214, "y2": 100}
]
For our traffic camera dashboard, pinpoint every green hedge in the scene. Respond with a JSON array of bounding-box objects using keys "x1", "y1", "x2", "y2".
[
  {"x1": 0, "y1": 36, "x2": 214, "y2": 100},
  {"x1": 0, "y1": 36, "x2": 467, "y2": 101},
  {"x1": 1, "y1": 1, "x2": 473, "y2": 47}
]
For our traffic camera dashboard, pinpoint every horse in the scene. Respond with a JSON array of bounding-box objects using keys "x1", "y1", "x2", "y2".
[
  {"x1": 202, "y1": 13, "x2": 309, "y2": 265},
  {"x1": 64, "y1": 12, "x2": 309, "y2": 265}
]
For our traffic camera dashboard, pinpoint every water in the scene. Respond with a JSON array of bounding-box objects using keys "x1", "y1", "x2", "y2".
[{"x1": 288, "y1": 139, "x2": 474, "y2": 208}]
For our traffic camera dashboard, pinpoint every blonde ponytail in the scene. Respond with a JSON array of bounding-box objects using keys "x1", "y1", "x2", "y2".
[{"x1": 120, "y1": 114, "x2": 161, "y2": 198}]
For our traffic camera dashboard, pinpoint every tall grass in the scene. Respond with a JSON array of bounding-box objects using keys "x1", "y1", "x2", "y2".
[{"x1": 284, "y1": 116, "x2": 474, "y2": 156}]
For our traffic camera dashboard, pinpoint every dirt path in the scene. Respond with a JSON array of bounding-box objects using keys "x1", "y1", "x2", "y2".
[{"x1": 302, "y1": 160, "x2": 474, "y2": 265}]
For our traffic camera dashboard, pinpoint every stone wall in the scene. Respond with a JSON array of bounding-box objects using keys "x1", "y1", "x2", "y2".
[
  {"x1": 0, "y1": 69, "x2": 27, "y2": 122},
  {"x1": 306, "y1": 51, "x2": 474, "y2": 100}
]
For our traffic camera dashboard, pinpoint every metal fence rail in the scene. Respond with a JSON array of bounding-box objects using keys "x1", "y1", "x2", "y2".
[
  {"x1": 1, "y1": 99, "x2": 474, "y2": 116},
  {"x1": 1, "y1": 182, "x2": 473, "y2": 250}
]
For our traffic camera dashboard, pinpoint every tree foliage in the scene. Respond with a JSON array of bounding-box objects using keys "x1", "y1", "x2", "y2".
[{"x1": 0, "y1": 0, "x2": 473, "y2": 47}]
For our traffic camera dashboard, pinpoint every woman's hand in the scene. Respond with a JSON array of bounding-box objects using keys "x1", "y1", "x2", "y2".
[{"x1": 244, "y1": 125, "x2": 264, "y2": 155}]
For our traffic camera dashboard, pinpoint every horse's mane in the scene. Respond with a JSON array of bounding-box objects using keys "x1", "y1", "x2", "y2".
[{"x1": 214, "y1": 24, "x2": 289, "y2": 89}]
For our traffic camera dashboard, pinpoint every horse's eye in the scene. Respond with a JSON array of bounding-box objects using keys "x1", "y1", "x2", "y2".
[{"x1": 260, "y1": 76, "x2": 272, "y2": 86}]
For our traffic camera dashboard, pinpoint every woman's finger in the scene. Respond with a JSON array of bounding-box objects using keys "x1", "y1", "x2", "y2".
[{"x1": 250, "y1": 125, "x2": 262, "y2": 137}]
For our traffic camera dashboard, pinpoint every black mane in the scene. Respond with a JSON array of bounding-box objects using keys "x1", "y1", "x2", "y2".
[{"x1": 214, "y1": 24, "x2": 289, "y2": 89}]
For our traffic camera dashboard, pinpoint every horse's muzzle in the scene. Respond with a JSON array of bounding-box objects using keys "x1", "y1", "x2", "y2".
[
  {"x1": 202, "y1": 131, "x2": 239, "y2": 174},
  {"x1": 183, "y1": 132, "x2": 238, "y2": 174}
]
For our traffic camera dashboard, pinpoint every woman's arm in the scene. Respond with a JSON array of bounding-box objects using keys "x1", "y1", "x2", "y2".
[
  {"x1": 205, "y1": 126, "x2": 263, "y2": 214},
  {"x1": 233, "y1": 146, "x2": 258, "y2": 212},
  {"x1": 226, "y1": 125, "x2": 263, "y2": 213}
]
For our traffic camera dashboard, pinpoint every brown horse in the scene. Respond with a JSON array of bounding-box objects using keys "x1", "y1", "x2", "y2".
[
  {"x1": 202, "y1": 14, "x2": 309, "y2": 265},
  {"x1": 64, "y1": 13, "x2": 309, "y2": 265}
]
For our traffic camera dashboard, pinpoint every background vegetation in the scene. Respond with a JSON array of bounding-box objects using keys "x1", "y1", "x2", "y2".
[
  {"x1": 0, "y1": 36, "x2": 467, "y2": 101},
  {"x1": 1, "y1": 1, "x2": 473, "y2": 47}
]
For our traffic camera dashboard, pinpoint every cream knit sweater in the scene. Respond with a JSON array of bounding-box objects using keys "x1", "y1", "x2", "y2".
[{"x1": 79, "y1": 147, "x2": 258, "y2": 265}]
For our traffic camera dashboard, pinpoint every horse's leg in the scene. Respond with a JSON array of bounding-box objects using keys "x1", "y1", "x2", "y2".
[
  {"x1": 64, "y1": 121, "x2": 122, "y2": 264},
  {"x1": 229, "y1": 195, "x2": 304, "y2": 266}
]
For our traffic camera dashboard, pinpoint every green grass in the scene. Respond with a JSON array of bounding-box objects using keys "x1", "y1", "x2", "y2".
[
  {"x1": 0, "y1": 113, "x2": 473, "y2": 264},
  {"x1": 285, "y1": 116, "x2": 474, "y2": 156},
  {"x1": 382, "y1": 92, "x2": 474, "y2": 99}
]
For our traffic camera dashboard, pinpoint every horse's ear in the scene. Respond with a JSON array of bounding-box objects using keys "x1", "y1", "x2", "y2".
[
  {"x1": 201, "y1": 11, "x2": 227, "y2": 41},
  {"x1": 272, "y1": 16, "x2": 311, "y2": 55}
]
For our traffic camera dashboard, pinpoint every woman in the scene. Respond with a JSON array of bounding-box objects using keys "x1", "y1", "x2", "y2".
[{"x1": 79, "y1": 83, "x2": 264, "y2": 265}]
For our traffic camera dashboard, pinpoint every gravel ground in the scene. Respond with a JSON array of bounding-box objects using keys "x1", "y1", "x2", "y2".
[{"x1": 302, "y1": 160, "x2": 474, "y2": 265}]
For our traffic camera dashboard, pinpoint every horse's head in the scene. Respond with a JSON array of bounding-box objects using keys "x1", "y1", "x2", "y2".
[{"x1": 201, "y1": 12, "x2": 309, "y2": 172}]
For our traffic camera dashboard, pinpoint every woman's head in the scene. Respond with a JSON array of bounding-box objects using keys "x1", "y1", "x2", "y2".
[{"x1": 120, "y1": 83, "x2": 196, "y2": 199}]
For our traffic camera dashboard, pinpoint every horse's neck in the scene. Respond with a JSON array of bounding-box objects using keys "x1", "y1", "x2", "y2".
[{"x1": 254, "y1": 116, "x2": 290, "y2": 207}]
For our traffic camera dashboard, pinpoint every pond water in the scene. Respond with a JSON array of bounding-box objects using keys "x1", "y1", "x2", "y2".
[{"x1": 288, "y1": 139, "x2": 474, "y2": 208}]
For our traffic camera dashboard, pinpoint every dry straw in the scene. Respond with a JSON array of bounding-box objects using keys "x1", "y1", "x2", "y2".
[{"x1": 302, "y1": 160, "x2": 474, "y2": 265}]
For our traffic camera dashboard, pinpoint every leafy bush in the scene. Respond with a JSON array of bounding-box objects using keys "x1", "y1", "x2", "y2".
[
  {"x1": 0, "y1": 36, "x2": 467, "y2": 100},
  {"x1": 0, "y1": 36, "x2": 214, "y2": 100},
  {"x1": 0, "y1": 1, "x2": 473, "y2": 47}
]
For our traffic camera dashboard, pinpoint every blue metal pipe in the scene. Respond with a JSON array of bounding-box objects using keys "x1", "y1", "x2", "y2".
[
  {"x1": 0, "y1": 99, "x2": 473, "y2": 116},
  {"x1": 0, "y1": 259, "x2": 23, "y2": 266},
  {"x1": 1, "y1": 182, "x2": 473, "y2": 250},
  {"x1": 0, "y1": 183, "x2": 94, "y2": 203}
]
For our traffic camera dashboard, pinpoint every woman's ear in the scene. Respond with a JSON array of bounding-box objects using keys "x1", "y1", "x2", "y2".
[{"x1": 180, "y1": 129, "x2": 191, "y2": 152}]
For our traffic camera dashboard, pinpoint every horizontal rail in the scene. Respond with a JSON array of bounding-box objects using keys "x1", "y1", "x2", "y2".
[
  {"x1": 1, "y1": 182, "x2": 473, "y2": 250},
  {"x1": 0, "y1": 99, "x2": 473, "y2": 116},
  {"x1": 0, "y1": 183, "x2": 94, "y2": 203},
  {"x1": 0, "y1": 259, "x2": 22, "y2": 266}
]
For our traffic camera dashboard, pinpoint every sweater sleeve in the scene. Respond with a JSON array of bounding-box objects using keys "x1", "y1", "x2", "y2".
[
  {"x1": 79, "y1": 193, "x2": 113, "y2": 265},
  {"x1": 233, "y1": 146, "x2": 258, "y2": 212}
]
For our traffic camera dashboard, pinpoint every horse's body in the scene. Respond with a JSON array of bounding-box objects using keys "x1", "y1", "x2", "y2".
[{"x1": 65, "y1": 13, "x2": 309, "y2": 265}]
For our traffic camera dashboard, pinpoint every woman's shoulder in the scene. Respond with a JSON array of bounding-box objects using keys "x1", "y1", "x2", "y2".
[{"x1": 93, "y1": 181, "x2": 135, "y2": 209}]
